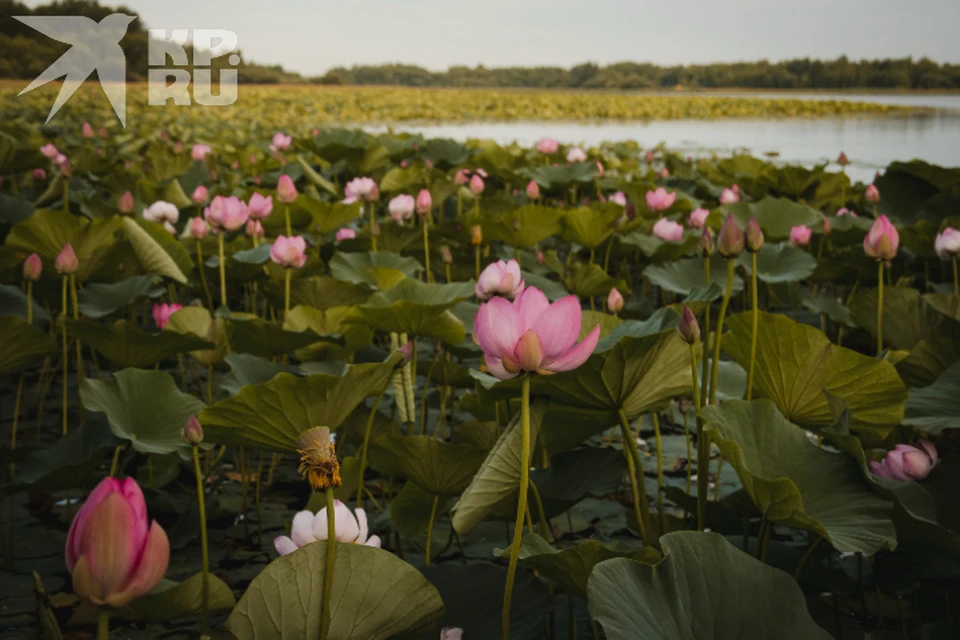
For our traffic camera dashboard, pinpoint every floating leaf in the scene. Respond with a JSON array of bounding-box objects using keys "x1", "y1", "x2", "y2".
[
  {"x1": 561, "y1": 207, "x2": 619, "y2": 249},
  {"x1": 367, "y1": 434, "x2": 488, "y2": 496}
]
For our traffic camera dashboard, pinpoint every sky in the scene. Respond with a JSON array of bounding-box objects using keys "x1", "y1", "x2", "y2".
[{"x1": 22, "y1": 0, "x2": 960, "y2": 76}]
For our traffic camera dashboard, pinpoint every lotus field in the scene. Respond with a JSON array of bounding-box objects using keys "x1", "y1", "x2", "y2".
[{"x1": 3, "y1": 97, "x2": 960, "y2": 640}]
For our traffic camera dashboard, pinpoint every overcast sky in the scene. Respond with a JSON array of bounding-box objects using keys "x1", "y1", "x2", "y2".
[{"x1": 23, "y1": 0, "x2": 960, "y2": 76}]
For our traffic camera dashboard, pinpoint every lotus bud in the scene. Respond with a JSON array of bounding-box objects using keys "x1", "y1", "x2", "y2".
[
  {"x1": 469, "y1": 174, "x2": 485, "y2": 196},
  {"x1": 678, "y1": 306, "x2": 700, "y2": 344},
  {"x1": 118, "y1": 190, "x2": 135, "y2": 214},
  {"x1": 189, "y1": 217, "x2": 208, "y2": 240},
  {"x1": 526, "y1": 180, "x2": 540, "y2": 200},
  {"x1": 23, "y1": 253, "x2": 42, "y2": 281},
  {"x1": 536, "y1": 250, "x2": 545, "y2": 265},
  {"x1": 745, "y1": 217, "x2": 764, "y2": 252},
  {"x1": 191, "y1": 144, "x2": 211, "y2": 161},
  {"x1": 441, "y1": 245, "x2": 453, "y2": 264},
  {"x1": 398, "y1": 341, "x2": 414, "y2": 365},
  {"x1": 471, "y1": 225, "x2": 483, "y2": 246},
  {"x1": 717, "y1": 214, "x2": 745, "y2": 258},
  {"x1": 82, "y1": 122, "x2": 95, "y2": 138},
  {"x1": 416, "y1": 189, "x2": 432, "y2": 216},
  {"x1": 935, "y1": 227, "x2": 960, "y2": 261},
  {"x1": 698, "y1": 227, "x2": 714, "y2": 258},
  {"x1": 277, "y1": 174, "x2": 298, "y2": 204},
  {"x1": 607, "y1": 287, "x2": 624, "y2": 313},
  {"x1": 863, "y1": 215, "x2": 899, "y2": 262},
  {"x1": 837, "y1": 151, "x2": 849, "y2": 166},
  {"x1": 191, "y1": 185, "x2": 209, "y2": 206},
  {"x1": 454, "y1": 169, "x2": 469, "y2": 185},
  {"x1": 822, "y1": 217, "x2": 831, "y2": 236},
  {"x1": 870, "y1": 440, "x2": 938, "y2": 482},
  {"x1": 865, "y1": 184, "x2": 880, "y2": 204},
  {"x1": 789, "y1": 225, "x2": 812, "y2": 247},
  {"x1": 33, "y1": 168, "x2": 47, "y2": 181},
  {"x1": 440, "y1": 628, "x2": 464, "y2": 640},
  {"x1": 55, "y1": 242, "x2": 79, "y2": 275},
  {"x1": 183, "y1": 415, "x2": 204, "y2": 445},
  {"x1": 335, "y1": 227, "x2": 356, "y2": 242}
]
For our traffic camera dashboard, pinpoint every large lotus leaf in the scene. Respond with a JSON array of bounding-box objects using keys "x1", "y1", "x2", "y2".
[
  {"x1": 580, "y1": 310, "x2": 621, "y2": 342},
  {"x1": 903, "y1": 360, "x2": 960, "y2": 433},
  {"x1": 329, "y1": 250, "x2": 421, "y2": 291},
  {"x1": 132, "y1": 218, "x2": 194, "y2": 278},
  {"x1": 290, "y1": 276, "x2": 371, "y2": 310},
  {"x1": 199, "y1": 352, "x2": 402, "y2": 452},
  {"x1": 226, "y1": 542, "x2": 443, "y2": 640},
  {"x1": 0, "y1": 283, "x2": 50, "y2": 324},
  {"x1": 425, "y1": 138, "x2": 473, "y2": 167},
  {"x1": 804, "y1": 296, "x2": 855, "y2": 328},
  {"x1": 595, "y1": 308, "x2": 681, "y2": 351},
  {"x1": 530, "y1": 446, "x2": 629, "y2": 516},
  {"x1": 520, "y1": 161, "x2": 599, "y2": 188},
  {"x1": 284, "y1": 305, "x2": 372, "y2": 360},
  {"x1": 347, "y1": 278, "x2": 474, "y2": 344},
  {"x1": 452, "y1": 400, "x2": 547, "y2": 534},
  {"x1": 923, "y1": 293, "x2": 960, "y2": 322},
  {"x1": 220, "y1": 353, "x2": 294, "y2": 396},
  {"x1": 722, "y1": 311, "x2": 907, "y2": 433},
  {"x1": 77, "y1": 275, "x2": 165, "y2": 318},
  {"x1": 725, "y1": 196, "x2": 824, "y2": 241},
  {"x1": 702, "y1": 399, "x2": 896, "y2": 554},
  {"x1": 620, "y1": 231, "x2": 699, "y2": 263},
  {"x1": 514, "y1": 533, "x2": 657, "y2": 598},
  {"x1": 894, "y1": 318, "x2": 960, "y2": 388},
  {"x1": 5, "y1": 209, "x2": 120, "y2": 267},
  {"x1": 293, "y1": 157, "x2": 339, "y2": 197},
  {"x1": 0, "y1": 316, "x2": 58, "y2": 375},
  {"x1": 588, "y1": 531, "x2": 831, "y2": 640},
  {"x1": 561, "y1": 207, "x2": 619, "y2": 249},
  {"x1": 487, "y1": 205, "x2": 565, "y2": 249},
  {"x1": 562, "y1": 262, "x2": 630, "y2": 299},
  {"x1": 389, "y1": 482, "x2": 451, "y2": 539},
  {"x1": 71, "y1": 572, "x2": 235, "y2": 623},
  {"x1": 225, "y1": 315, "x2": 339, "y2": 358},
  {"x1": 163, "y1": 307, "x2": 229, "y2": 366},
  {"x1": 230, "y1": 243, "x2": 272, "y2": 265},
  {"x1": 298, "y1": 198, "x2": 363, "y2": 234},
  {"x1": 121, "y1": 218, "x2": 188, "y2": 283},
  {"x1": 367, "y1": 434, "x2": 488, "y2": 496},
  {"x1": 377, "y1": 165, "x2": 425, "y2": 192},
  {"x1": 736, "y1": 243, "x2": 816, "y2": 283},
  {"x1": 773, "y1": 164, "x2": 826, "y2": 198},
  {"x1": 80, "y1": 368, "x2": 207, "y2": 456},
  {"x1": 66, "y1": 319, "x2": 214, "y2": 368},
  {"x1": 849, "y1": 286, "x2": 945, "y2": 351},
  {"x1": 644, "y1": 257, "x2": 744, "y2": 296}
]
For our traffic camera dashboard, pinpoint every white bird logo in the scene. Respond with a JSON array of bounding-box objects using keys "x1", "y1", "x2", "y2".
[{"x1": 15, "y1": 13, "x2": 136, "y2": 126}]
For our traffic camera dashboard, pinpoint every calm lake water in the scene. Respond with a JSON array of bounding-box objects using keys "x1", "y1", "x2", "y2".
[{"x1": 369, "y1": 93, "x2": 960, "y2": 183}]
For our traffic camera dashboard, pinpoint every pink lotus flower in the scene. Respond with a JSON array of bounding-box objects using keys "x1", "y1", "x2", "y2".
[
  {"x1": 645, "y1": 150, "x2": 655, "y2": 164},
  {"x1": 719, "y1": 187, "x2": 740, "y2": 205},
  {"x1": 335, "y1": 227, "x2": 356, "y2": 242},
  {"x1": 476, "y1": 259, "x2": 524, "y2": 301},
  {"x1": 271, "y1": 132, "x2": 292, "y2": 152},
  {"x1": 646, "y1": 187, "x2": 676, "y2": 213},
  {"x1": 142, "y1": 201, "x2": 179, "y2": 234},
  {"x1": 837, "y1": 151, "x2": 849, "y2": 166},
  {"x1": 789, "y1": 225, "x2": 813, "y2": 247},
  {"x1": 188, "y1": 217, "x2": 208, "y2": 240},
  {"x1": 277, "y1": 174, "x2": 298, "y2": 204},
  {"x1": 469, "y1": 174, "x2": 485, "y2": 196},
  {"x1": 191, "y1": 185, "x2": 209, "y2": 205},
  {"x1": 118, "y1": 190, "x2": 135, "y2": 214},
  {"x1": 81, "y1": 122, "x2": 95, "y2": 138},
  {"x1": 55, "y1": 243, "x2": 79, "y2": 275},
  {"x1": 836, "y1": 207, "x2": 856, "y2": 217},
  {"x1": 658, "y1": 167, "x2": 670, "y2": 179},
  {"x1": 536, "y1": 138, "x2": 559, "y2": 154},
  {"x1": 40, "y1": 143, "x2": 58, "y2": 159},
  {"x1": 417, "y1": 189, "x2": 432, "y2": 215},
  {"x1": 152, "y1": 303, "x2": 182, "y2": 330},
  {"x1": 23, "y1": 253, "x2": 42, "y2": 281},
  {"x1": 55, "y1": 154, "x2": 72, "y2": 177},
  {"x1": 863, "y1": 215, "x2": 899, "y2": 261},
  {"x1": 717, "y1": 214, "x2": 745, "y2": 257},
  {"x1": 566, "y1": 147, "x2": 587, "y2": 163},
  {"x1": 388, "y1": 194, "x2": 416, "y2": 222},
  {"x1": 607, "y1": 287, "x2": 624, "y2": 313},
  {"x1": 440, "y1": 629, "x2": 463, "y2": 640},
  {"x1": 274, "y1": 501, "x2": 380, "y2": 556},
  {"x1": 865, "y1": 184, "x2": 880, "y2": 204},
  {"x1": 526, "y1": 180, "x2": 540, "y2": 200},
  {"x1": 536, "y1": 250, "x2": 545, "y2": 265},
  {"x1": 609, "y1": 191, "x2": 627, "y2": 207},
  {"x1": 653, "y1": 218, "x2": 684, "y2": 242},
  {"x1": 33, "y1": 168, "x2": 47, "y2": 181},
  {"x1": 205, "y1": 195, "x2": 249, "y2": 232},
  {"x1": 870, "y1": 441, "x2": 937, "y2": 482},
  {"x1": 596, "y1": 161, "x2": 604, "y2": 176},
  {"x1": 688, "y1": 208, "x2": 709, "y2": 228},
  {"x1": 183, "y1": 415, "x2": 203, "y2": 445},
  {"x1": 935, "y1": 227, "x2": 960, "y2": 261},
  {"x1": 66, "y1": 477, "x2": 169, "y2": 608},
  {"x1": 454, "y1": 169, "x2": 470, "y2": 185},
  {"x1": 344, "y1": 177, "x2": 379, "y2": 204},
  {"x1": 191, "y1": 144, "x2": 212, "y2": 161},
  {"x1": 270, "y1": 235, "x2": 307, "y2": 268},
  {"x1": 246, "y1": 219, "x2": 264, "y2": 239},
  {"x1": 248, "y1": 193, "x2": 274, "y2": 219},
  {"x1": 475, "y1": 287, "x2": 600, "y2": 379}
]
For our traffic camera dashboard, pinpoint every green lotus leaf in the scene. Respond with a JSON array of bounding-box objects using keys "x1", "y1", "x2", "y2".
[
  {"x1": 66, "y1": 319, "x2": 214, "y2": 368},
  {"x1": 923, "y1": 293, "x2": 960, "y2": 321},
  {"x1": 722, "y1": 311, "x2": 907, "y2": 434},
  {"x1": 701, "y1": 399, "x2": 896, "y2": 554},
  {"x1": 284, "y1": 304, "x2": 372, "y2": 360},
  {"x1": 487, "y1": 205, "x2": 565, "y2": 249},
  {"x1": 903, "y1": 360, "x2": 960, "y2": 433},
  {"x1": 803, "y1": 296, "x2": 855, "y2": 328},
  {"x1": 219, "y1": 352, "x2": 294, "y2": 396},
  {"x1": 230, "y1": 243, "x2": 271, "y2": 264},
  {"x1": 77, "y1": 275, "x2": 165, "y2": 318},
  {"x1": 378, "y1": 165, "x2": 425, "y2": 192},
  {"x1": 849, "y1": 286, "x2": 946, "y2": 351},
  {"x1": 347, "y1": 278, "x2": 474, "y2": 344},
  {"x1": 588, "y1": 531, "x2": 831, "y2": 640},
  {"x1": 0, "y1": 316, "x2": 58, "y2": 375},
  {"x1": 296, "y1": 198, "x2": 363, "y2": 234},
  {"x1": 725, "y1": 195, "x2": 824, "y2": 241},
  {"x1": 736, "y1": 243, "x2": 816, "y2": 283},
  {"x1": 367, "y1": 434, "x2": 488, "y2": 496},
  {"x1": 620, "y1": 230, "x2": 699, "y2": 263},
  {"x1": 122, "y1": 218, "x2": 188, "y2": 283},
  {"x1": 162, "y1": 307, "x2": 229, "y2": 366},
  {"x1": 530, "y1": 446, "x2": 629, "y2": 517},
  {"x1": 425, "y1": 138, "x2": 473, "y2": 167},
  {"x1": 561, "y1": 206, "x2": 620, "y2": 249},
  {"x1": 595, "y1": 308, "x2": 681, "y2": 351},
  {"x1": 80, "y1": 368, "x2": 207, "y2": 456},
  {"x1": 389, "y1": 482, "x2": 451, "y2": 539},
  {"x1": 199, "y1": 352, "x2": 402, "y2": 451},
  {"x1": 225, "y1": 315, "x2": 339, "y2": 359},
  {"x1": 226, "y1": 542, "x2": 443, "y2": 640},
  {"x1": 328, "y1": 250, "x2": 422, "y2": 290},
  {"x1": 561, "y1": 262, "x2": 630, "y2": 299},
  {"x1": 290, "y1": 275, "x2": 371, "y2": 309},
  {"x1": 5, "y1": 209, "x2": 122, "y2": 280},
  {"x1": 519, "y1": 161, "x2": 599, "y2": 188},
  {"x1": 894, "y1": 315, "x2": 960, "y2": 388},
  {"x1": 295, "y1": 155, "x2": 339, "y2": 196},
  {"x1": 644, "y1": 257, "x2": 744, "y2": 296}
]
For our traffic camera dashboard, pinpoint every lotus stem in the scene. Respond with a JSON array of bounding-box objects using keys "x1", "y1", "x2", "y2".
[
  {"x1": 97, "y1": 609, "x2": 110, "y2": 640},
  {"x1": 217, "y1": 233, "x2": 227, "y2": 308},
  {"x1": 255, "y1": 451, "x2": 264, "y2": 543},
  {"x1": 320, "y1": 486, "x2": 336, "y2": 640},
  {"x1": 457, "y1": 190, "x2": 462, "y2": 219},
  {"x1": 356, "y1": 385, "x2": 388, "y2": 510},
  {"x1": 745, "y1": 253, "x2": 759, "y2": 401},
  {"x1": 192, "y1": 445, "x2": 210, "y2": 633},
  {"x1": 709, "y1": 259, "x2": 736, "y2": 405},
  {"x1": 700, "y1": 257, "x2": 711, "y2": 405},
  {"x1": 652, "y1": 413, "x2": 664, "y2": 534},
  {"x1": 445, "y1": 263, "x2": 452, "y2": 284},
  {"x1": 618, "y1": 409, "x2": 652, "y2": 542},
  {"x1": 284, "y1": 203, "x2": 291, "y2": 236},
  {"x1": 952, "y1": 256, "x2": 958, "y2": 317},
  {"x1": 62, "y1": 176, "x2": 69, "y2": 213},
  {"x1": 406, "y1": 337, "x2": 417, "y2": 431},
  {"x1": 794, "y1": 536, "x2": 823, "y2": 580},
  {"x1": 284, "y1": 268, "x2": 292, "y2": 318},
  {"x1": 61, "y1": 275, "x2": 69, "y2": 436},
  {"x1": 368, "y1": 202, "x2": 377, "y2": 252},
  {"x1": 502, "y1": 374, "x2": 532, "y2": 640},
  {"x1": 26, "y1": 281, "x2": 33, "y2": 325},
  {"x1": 109, "y1": 444, "x2": 123, "y2": 477},
  {"x1": 528, "y1": 478, "x2": 551, "y2": 541},
  {"x1": 475, "y1": 245, "x2": 481, "y2": 279},
  {"x1": 425, "y1": 494, "x2": 439, "y2": 566},
  {"x1": 422, "y1": 218, "x2": 433, "y2": 283},
  {"x1": 682, "y1": 410, "x2": 692, "y2": 497},
  {"x1": 877, "y1": 261, "x2": 885, "y2": 355},
  {"x1": 70, "y1": 274, "x2": 83, "y2": 392},
  {"x1": 195, "y1": 241, "x2": 214, "y2": 311}
]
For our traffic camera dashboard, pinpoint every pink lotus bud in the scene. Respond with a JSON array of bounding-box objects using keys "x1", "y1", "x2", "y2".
[
  {"x1": 399, "y1": 341, "x2": 414, "y2": 365},
  {"x1": 678, "y1": 306, "x2": 700, "y2": 344},
  {"x1": 215, "y1": 196, "x2": 249, "y2": 232},
  {"x1": 536, "y1": 250, "x2": 545, "y2": 265},
  {"x1": 246, "y1": 219, "x2": 264, "y2": 238},
  {"x1": 607, "y1": 287, "x2": 624, "y2": 313},
  {"x1": 33, "y1": 168, "x2": 47, "y2": 181},
  {"x1": 440, "y1": 628, "x2": 464, "y2": 640},
  {"x1": 476, "y1": 259, "x2": 525, "y2": 301},
  {"x1": 719, "y1": 187, "x2": 740, "y2": 205},
  {"x1": 645, "y1": 150, "x2": 655, "y2": 163},
  {"x1": 118, "y1": 190, "x2": 135, "y2": 214},
  {"x1": 717, "y1": 214, "x2": 745, "y2": 258},
  {"x1": 312, "y1": 128, "x2": 320, "y2": 137},
  {"x1": 536, "y1": 138, "x2": 559, "y2": 154},
  {"x1": 609, "y1": 191, "x2": 627, "y2": 207},
  {"x1": 188, "y1": 217, "x2": 208, "y2": 240},
  {"x1": 566, "y1": 147, "x2": 587, "y2": 163},
  {"x1": 248, "y1": 192, "x2": 273, "y2": 219},
  {"x1": 82, "y1": 122, "x2": 95, "y2": 138},
  {"x1": 688, "y1": 208, "x2": 709, "y2": 228},
  {"x1": 66, "y1": 477, "x2": 169, "y2": 608},
  {"x1": 152, "y1": 303, "x2": 182, "y2": 330},
  {"x1": 836, "y1": 207, "x2": 855, "y2": 217},
  {"x1": 646, "y1": 187, "x2": 677, "y2": 213},
  {"x1": 870, "y1": 440, "x2": 937, "y2": 482},
  {"x1": 441, "y1": 245, "x2": 453, "y2": 263},
  {"x1": 698, "y1": 227, "x2": 715, "y2": 257},
  {"x1": 865, "y1": 184, "x2": 880, "y2": 204},
  {"x1": 454, "y1": 169, "x2": 469, "y2": 185},
  {"x1": 55, "y1": 154, "x2": 72, "y2": 177},
  {"x1": 789, "y1": 225, "x2": 813, "y2": 247},
  {"x1": 399, "y1": 160, "x2": 408, "y2": 168},
  {"x1": 277, "y1": 175, "x2": 298, "y2": 204},
  {"x1": 191, "y1": 144, "x2": 212, "y2": 161},
  {"x1": 745, "y1": 217, "x2": 764, "y2": 253},
  {"x1": 55, "y1": 243, "x2": 78, "y2": 275},
  {"x1": 40, "y1": 143, "x2": 58, "y2": 159},
  {"x1": 23, "y1": 253, "x2": 42, "y2": 281},
  {"x1": 388, "y1": 194, "x2": 415, "y2": 222},
  {"x1": 935, "y1": 227, "x2": 960, "y2": 261},
  {"x1": 653, "y1": 218, "x2": 684, "y2": 242},
  {"x1": 424, "y1": 158, "x2": 434, "y2": 170},
  {"x1": 183, "y1": 415, "x2": 204, "y2": 445},
  {"x1": 863, "y1": 215, "x2": 899, "y2": 261},
  {"x1": 191, "y1": 185, "x2": 209, "y2": 205},
  {"x1": 416, "y1": 189, "x2": 432, "y2": 215},
  {"x1": 526, "y1": 181, "x2": 540, "y2": 200},
  {"x1": 271, "y1": 132, "x2": 292, "y2": 152},
  {"x1": 822, "y1": 218, "x2": 832, "y2": 236},
  {"x1": 658, "y1": 167, "x2": 670, "y2": 179},
  {"x1": 837, "y1": 151, "x2": 849, "y2": 166},
  {"x1": 270, "y1": 235, "x2": 308, "y2": 269},
  {"x1": 335, "y1": 227, "x2": 356, "y2": 242},
  {"x1": 469, "y1": 174, "x2": 485, "y2": 196},
  {"x1": 596, "y1": 161, "x2": 604, "y2": 176}
]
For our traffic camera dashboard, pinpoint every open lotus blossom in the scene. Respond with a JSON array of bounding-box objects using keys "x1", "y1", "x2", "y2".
[
  {"x1": 388, "y1": 194, "x2": 416, "y2": 222},
  {"x1": 274, "y1": 501, "x2": 380, "y2": 556},
  {"x1": 23, "y1": 253, "x2": 42, "y2": 281},
  {"x1": 646, "y1": 187, "x2": 676, "y2": 213},
  {"x1": 609, "y1": 191, "x2": 627, "y2": 207},
  {"x1": 476, "y1": 259, "x2": 525, "y2": 301},
  {"x1": 118, "y1": 190, "x2": 134, "y2": 214},
  {"x1": 277, "y1": 174, "x2": 298, "y2": 203},
  {"x1": 344, "y1": 177, "x2": 379, "y2": 204},
  {"x1": 454, "y1": 169, "x2": 469, "y2": 185},
  {"x1": 789, "y1": 225, "x2": 813, "y2": 247},
  {"x1": 270, "y1": 235, "x2": 307, "y2": 268},
  {"x1": 40, "y1": 143, "x2": 58, "y2": 159},
  {"x1": 416, "y1": 189, "x2": 432, "y2": 215},
  {"x1": 469, "y1": 174, "x2": 485, "y2": 196},
  {"x1": 335, "y1": 227, "x2": 356, "y2": 242},
  {"x1": 653, "y1": 218, "x2": 684, "y2": 242},
  {"x1": 152, "y1": 303, "x2": 182, "y2": 330},
  {"x1": 607, "y1": 287, "x2": 624, "y2": 313},
  {"x1": 474, "y1": 287, "x2": 600, "y2": 379},
  {"x1": 440, "y1": 629, "x2": 463, "y2": 640},
  {"x1": 836, "y1": 207, "x2": 856, "y2": 217},
  {"x1": 935, "y1": 227, "x2": 960, "y2": 261},
  {"x1": 536, "y1": 137, "x2": 559, "y2": 154},
  {"x1": 188, "y1": 217, "x2": 208, "y2": 240},
  {"x1": 55, "y1": 243, "x2": 78, "y2": 275},
  {"x1": 525, "y1": 180, "x2": 540, "y2": 199},
  {"x1": 688, "y1": 208, "x2": 709, "y2": 228},
  {"x1": 566, "y1": 147, "x2": 587, "y2": 163},
  {"x1": 270, "y1": 132, "x2": 292, "y2": 152},
  {"x1": 143, "y1": 200, "x2": 179, "y2": 234},
  {"x1": 865, "y1": 183, "x2": 880, "y2": 203},
  {"x1": 246, "y1": 219, "x2": 264, "y2": 239},
  {"x1": 870, "y1": 441, "x2": 938, "y2": 482},
  {"x1": 863, "y1": 214, "x2": 899, "y2": 261},
  {"x1": 66, "y1": 477, "x2": 169, "y2": 608},
  {"x1": 191, "y1": 144, "x2": 211, "y2": 161},
  {"x1": 205, "y1": 195, "x2": 249, "y2": 232},
  {"x1": 719, "y1": 187, "x2": 740, "y2": 204},
  {"x1": 247, "y1": 193, "x2": 274, "y2": 219}
]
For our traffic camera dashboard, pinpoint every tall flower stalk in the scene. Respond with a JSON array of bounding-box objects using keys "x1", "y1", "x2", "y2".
[
  {"x1": 710, "y1": 215, "x2": 744, "y2": 404},
  {"x1": 863, "y1": 215, "x2": 899, "y2": 355},
  {"x1": 744, "y1": 217, "x2": 764, "y2": 400},
  {"x1": 698, "y1": 228, "x2": 714, "y2": 405},
  {"x1": 55, "y1": 243, "x2": 78, "y2": 435},
  {"x1": 679, "y1": 307, "x2": 708, "y2": 528},
  {"x1": 184, "y1": 417, "x2": 209, "y2": 633},
  {"x1": 502, "y1": 375, "x2": 531, "y2": 639}
]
